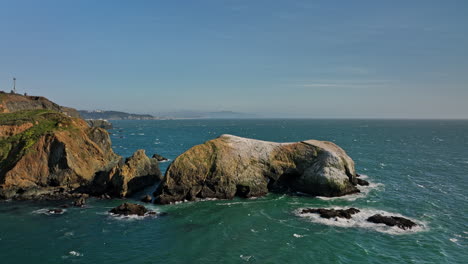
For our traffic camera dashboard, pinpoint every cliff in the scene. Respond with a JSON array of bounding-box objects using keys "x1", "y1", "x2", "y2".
[
  {"x1": 154, "y1": 134, "x2": 359, "y2": 204},
  {"x1": 0, "y1": 97, "x2": 161, "y2": 200}
]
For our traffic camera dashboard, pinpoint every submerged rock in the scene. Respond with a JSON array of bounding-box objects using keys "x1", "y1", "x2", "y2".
[
  {"x1": 109, "y1": 203, "x2": 148, "y2": 216},
  {"x1": 367, "y1": 214, "x2": 417, "y2": 230},
  {"x1": 154, "y1": 134, "x2": 359, "y2": 204},
  {"x1": 301, "y1": 208, "x2": 360, "y2": 219}
]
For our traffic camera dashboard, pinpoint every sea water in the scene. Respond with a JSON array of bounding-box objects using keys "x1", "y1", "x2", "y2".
[{"x1": 0, "y1": 119, "x2": 467, "y2": 263}]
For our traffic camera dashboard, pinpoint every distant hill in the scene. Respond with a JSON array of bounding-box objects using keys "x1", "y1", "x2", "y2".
[
  {"x1": 78, "y1": 110, "x2": 156, "y2": 120},
  {"x1": 79, "y1": 110, "x2": 256, "y2": 120},
  {"x1": 0, "y1": 91, "x2": 80, "y2": 118}
]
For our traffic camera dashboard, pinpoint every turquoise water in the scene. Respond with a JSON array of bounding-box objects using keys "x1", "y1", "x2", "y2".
[{"x1": 1, "y1": 119, "x2": 467, "y2": 263}]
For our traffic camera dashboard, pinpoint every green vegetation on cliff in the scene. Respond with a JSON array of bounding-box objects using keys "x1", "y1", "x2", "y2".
[{"x1": 0, "y1": 110, "x2": 76, "y2": 172}]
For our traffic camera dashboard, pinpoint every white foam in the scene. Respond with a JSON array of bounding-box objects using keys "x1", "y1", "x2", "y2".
[
  {"x1": 295, "y1": 206, "x2": 427, "y2": 235},
  {"x1": 69, "y1": 251, "x2": 83, "y2": 257},
  {"x1": 317, "y1": 181, "x2": 384, "y2": 202},
  {"x1": 108, "y1": 212, "x2": 159, "y2": 221},
  {"x1": 32, "y1": 208, "x2": 66, "y2": 215},
  {"x1": 293, "y1": 233, "x2": 305, "y2": 238},
  {"x1": 240, "y1": 255, "x2": 253, "y2": 261}
]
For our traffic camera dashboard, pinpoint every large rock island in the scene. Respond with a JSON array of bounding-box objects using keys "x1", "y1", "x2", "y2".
[
  {"x1": 154, "y1": 134, "x2": 359, "y2": 204},
  {"x1": 0, "y1": 93, "x2": 161, "y2": 200}
]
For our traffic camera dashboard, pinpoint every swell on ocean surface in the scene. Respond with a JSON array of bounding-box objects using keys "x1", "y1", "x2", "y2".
[{"x1": 295, "y1": 206, "x2": 427, "y2": 235}]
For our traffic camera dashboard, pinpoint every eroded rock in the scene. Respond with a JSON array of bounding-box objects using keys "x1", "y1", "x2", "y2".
[
  {"x1": 155, "y1": 134, "x2": 359, "y2": 204},
  {"x1": 301, "y1": 208, "x2": 360, "y2": 219},
  {"x1": 367, "y1": 214, "x2": 417, "y2": 230},
  {"x1": 109, "y1": 203, "x2": 148, "y2": 216}
]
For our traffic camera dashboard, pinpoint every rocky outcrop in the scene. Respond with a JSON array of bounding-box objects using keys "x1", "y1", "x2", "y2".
[
  {"x1": 300, "y1": 208, "x2": 360, "y2": 219},
  {"x1": 0, "y1": 92, "x2": 80, "y2": 118},
  {"x1": 105, "y1": 149, "x2": 162, "y2": 197},
  {"x1": 86, "y1": 119, "x2": 113, "y2": 129},
  {"x1": 367, "y1": 214, "x2": 417, "y2": 230},
  {"x1": 109, "y1": 203, "x2": 149, "y2": 216},
  {"x1": 0, "y1": 108, "x2": 161, "y2": 200},
  {"x1": 154, "y1": 134, "x2": 359, "y2": 204}
]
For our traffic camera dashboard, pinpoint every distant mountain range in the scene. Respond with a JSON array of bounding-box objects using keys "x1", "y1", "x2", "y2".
[{"x1": 78, "y1": 110, "x2": 256, "y2": 120}]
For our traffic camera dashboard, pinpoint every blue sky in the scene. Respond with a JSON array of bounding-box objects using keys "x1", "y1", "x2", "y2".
[{"x1": 0, "y1": 0, "x2": 467, "y2": 118}]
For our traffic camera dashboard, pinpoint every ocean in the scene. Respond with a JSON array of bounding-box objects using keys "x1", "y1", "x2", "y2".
[{"x1": 0, "y1": 119, "x2": 467, "y2": 263}]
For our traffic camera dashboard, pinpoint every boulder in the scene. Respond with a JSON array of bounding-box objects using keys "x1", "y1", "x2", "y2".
[
  {"x1": 367, "y1": 214, "x2": 417, "y2": 230},
  {"x1": 154, "y1": 134, "x2": 359, "y2": 204},
  {"x1": 109, "y1": 203, "x2": 148, "y2": 216},
  {"x1": 300, "y1": 208, "x2": 360, "y2": 219}
]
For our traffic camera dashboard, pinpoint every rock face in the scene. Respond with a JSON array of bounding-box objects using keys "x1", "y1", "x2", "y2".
[
  {"x1": 109, "y1": 203, "x2": 149, "y2": 216},
  {"x1": 105, "y1": 149, "x2": 162, "y2": 197},
  {"x1": 154, "y1": 134, "x2": 359, "y2": 204},
  {"x1": 367, "y1": 214, "x2": 417, "y2": 230},
  {"x1": 86, "y1": 119, "x2": 113, "y2": 129},
  {"x1": 0, "y1": 92, "x2": 80, "y2": 118},
  {"x1": 300, "y1": 208, "x2": 360, "y2": 219},
  {"x1": 0, "y1": 107, "x2": 161, "y2": 200}
]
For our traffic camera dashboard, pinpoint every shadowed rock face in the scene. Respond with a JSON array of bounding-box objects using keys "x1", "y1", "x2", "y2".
[
  {"x1": 154, "y1": 134, "x2": 359, "y2": 204},
  {"x1": 0, "y1": 108, "x2": 161, "y2": 200}
]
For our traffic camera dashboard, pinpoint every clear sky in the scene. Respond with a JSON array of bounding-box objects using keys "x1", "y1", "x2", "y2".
[{"x1": 0, "y1": 0, "x2": 467, "y2": 118}]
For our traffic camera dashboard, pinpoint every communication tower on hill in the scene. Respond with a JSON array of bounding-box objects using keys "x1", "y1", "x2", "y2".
[{"x1": 12, "y1": 77, "x2": 16, "y2": 93}]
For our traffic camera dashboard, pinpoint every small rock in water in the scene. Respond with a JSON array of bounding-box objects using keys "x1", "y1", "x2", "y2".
[
  {"x1": 109, "y1": 203, "x2": 149, "y2": 216},
  {"x1": 367, "y1": 214, "x2": 416, "y2": 230},
  {"x1": 301, "y1": 208, "x2": 360, "y2": 219},
  {"x1": 73, "y1": 196, "x2": 86, "y2": 207},
  {"x1": 141, "y1": 194, "x2": 152, "y2": 203},
  {"x1": 356, "y1": 178, "x2": 369, "y2": 186},
  {"x1": 48, "y1": 208, "x2": 63, "y2": 214},
  {"x1": 152, "y1": 153, "x2": 168, "y2": 162}
]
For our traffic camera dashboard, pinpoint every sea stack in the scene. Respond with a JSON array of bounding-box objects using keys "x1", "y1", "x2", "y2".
[{"x1": 154, "y1": 134, "x2": 359, "y2": 204}]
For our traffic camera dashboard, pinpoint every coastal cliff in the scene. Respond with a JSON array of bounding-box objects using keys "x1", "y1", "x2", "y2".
[
  {"x1": 0, "y1": 93, "x2": 161, "y2": 200},
  {"x1": 155, "y1": 134, "x2": 359, "y2": 204}
]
